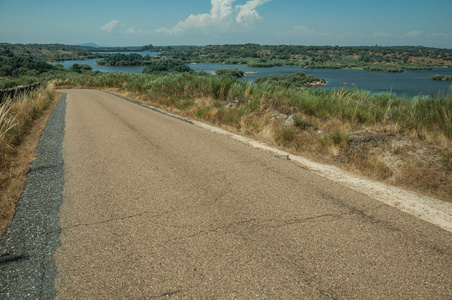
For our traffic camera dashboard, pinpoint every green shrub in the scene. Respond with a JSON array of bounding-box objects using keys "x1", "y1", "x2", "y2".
[
  {"x1": 176, "y1": 99, "x2": 194, "y2": 110},
  {"x1": 215, "y1": 68, "x2": 245, "y2": 78},
  {"x1": 280, "y1": 129, "x2": 295, "y2": 144}
]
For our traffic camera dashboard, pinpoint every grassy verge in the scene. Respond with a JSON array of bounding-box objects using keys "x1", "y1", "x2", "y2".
[
  {"x1": 0, "y1": 82, "x2": 57, "y2": 236},
  {"x1": 54, "y1": 72, "x2": 452, "y2": 201}
]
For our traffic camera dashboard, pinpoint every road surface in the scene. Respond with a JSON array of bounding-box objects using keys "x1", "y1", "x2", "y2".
[{"x1": 14, "y1": 89, "x2": 452, "y2": 298}]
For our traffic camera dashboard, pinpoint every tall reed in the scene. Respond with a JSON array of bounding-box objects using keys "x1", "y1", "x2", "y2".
[{"x1": 0, "y1": 82, "x2": 55, "y2": 171}]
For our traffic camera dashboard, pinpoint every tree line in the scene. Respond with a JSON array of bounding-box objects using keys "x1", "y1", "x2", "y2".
[
  {"x1": 162, "y1": 44, "x2": 451, "y2": 72},
  {"x1": 96, "y1": 53, "x2": 159, "y2": 66}
]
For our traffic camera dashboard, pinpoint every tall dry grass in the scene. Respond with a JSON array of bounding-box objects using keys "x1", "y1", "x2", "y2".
[{"x1": 0, "y1": 82, "x2": 56, "y2": 235}]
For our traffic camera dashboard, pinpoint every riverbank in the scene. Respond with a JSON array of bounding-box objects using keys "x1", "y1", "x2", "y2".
[{"x1": 54, "y1": 72, "x2": 452, "y2": 202}]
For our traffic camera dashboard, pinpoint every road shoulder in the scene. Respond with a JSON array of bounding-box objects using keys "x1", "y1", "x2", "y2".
[{"x1": 0, "y1": 93, "x2": 66, "y2": 299}]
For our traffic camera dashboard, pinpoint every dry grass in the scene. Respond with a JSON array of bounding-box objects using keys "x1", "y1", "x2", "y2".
[
  {"x1": 409, "y1": 56, "x2": 452, "y2": 66},
  {"x1": 0, "y1": 83, "x2": 58, "y2": 237}
]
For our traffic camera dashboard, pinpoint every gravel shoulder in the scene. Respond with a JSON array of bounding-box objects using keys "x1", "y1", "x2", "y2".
[{"x1": 0, "y1": 94, "x2": 66, "y2": 299}]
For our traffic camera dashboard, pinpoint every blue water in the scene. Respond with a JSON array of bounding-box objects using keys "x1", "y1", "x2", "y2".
[
  {"x1": 54, "y1": 58, "x2": 146, "y2": 74},
  {"x1": 53, "y1": 54, "x2": 452, "y2": 98},
  {"x1": 52, "y1": 52, "x2": 161, "y2": 74},
  {"x1": 189, "y1": 63, "x2": 452, "y2": 98}
]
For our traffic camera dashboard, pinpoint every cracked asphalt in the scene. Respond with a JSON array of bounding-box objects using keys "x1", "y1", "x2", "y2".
[{"x1": 52, "y1": 89, "x2": 451, "y2": 298}]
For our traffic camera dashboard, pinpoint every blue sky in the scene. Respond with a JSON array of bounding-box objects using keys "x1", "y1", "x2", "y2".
[{"x1": 0, "y1": 0, "x2": 451, "y2": 48}]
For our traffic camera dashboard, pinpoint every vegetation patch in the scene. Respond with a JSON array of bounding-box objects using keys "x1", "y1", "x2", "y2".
[
  {"x1": 430, "y1": 75, "x2": 452, "y2": 81},
  {"x1": 0, "y1": 56, "x2": 56, "y2": 78},
  {"x1": 279, "y1": 128, "x2": 295, "y2": 144},
  {"x1": 96, "y1": 53, "x2": 160, "y2": 66},
  {"x1": 141, "y1": 60, "x2": 192, "y2": 75},
  {"x1": 215, "y1": 68, "x2": 245, "y2": 78},
  {"x1": 255, "y1": 72, "x2": 325, "y2": 88},
  {"x1": 162, "y1": 44, "x2": 451, "y2": 72}
]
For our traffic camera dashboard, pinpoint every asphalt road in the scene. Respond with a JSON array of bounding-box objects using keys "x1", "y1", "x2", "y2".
[{"x1": 4, "y1": 89, "x2": 452, "y2": 299}]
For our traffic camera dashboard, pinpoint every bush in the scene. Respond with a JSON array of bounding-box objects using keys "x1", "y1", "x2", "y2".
[
  {"x1": 141, "y1": 60, "x2": 192, "y2": 74},
  {"x1": 69, "y1": 63, "x2": 92, "y2": 73},
  {"x1": 215, "y1": 68, "x2": 245, "y2": 78},
  {"x1": 255, "y1": 72, "x2": 325, "y2": 89},
  {"x1": 279, "y1": 128, "x2": 295, "y2": 145}
]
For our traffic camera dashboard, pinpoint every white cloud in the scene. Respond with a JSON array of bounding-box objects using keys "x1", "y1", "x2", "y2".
[
  {"x1": 405, "y1": 31, "x2": 423, "y2": 38},
  {"x1": 100, "y1": 20, "x2": 119, "y2": 33},
  {"x1": 373, "y1": 32, "x2": 392, "y2": 38},
  {"x1": 236, "y1": 0, "x2": 271, "y2": 24},
  {"x1": 156, "y1": 0, "x2": 271, "y2": 35},
  {"x1": 429, "y1": 32, "x2": 452, "y2": 38},
  {"x1": 126, "y1": 28, "x2": 142, "y2": 34}
]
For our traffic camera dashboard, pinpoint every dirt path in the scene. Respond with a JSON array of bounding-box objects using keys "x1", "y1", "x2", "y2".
[{"x1": 55, "y1": 89, "x2": 452, "y2": 299}]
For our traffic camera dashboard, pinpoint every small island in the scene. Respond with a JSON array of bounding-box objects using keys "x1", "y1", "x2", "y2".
[
  {"x1": 255, "y1": 72, "x2": 326, "y2": 88},
  {"x1": 215, "y1": 68, "x2": 245, "y2": 78},
  {"x1": 430, "y1": 75, "x2": 452, "y2": 81}
]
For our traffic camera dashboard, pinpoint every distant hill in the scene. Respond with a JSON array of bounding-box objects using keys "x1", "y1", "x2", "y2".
[{"x1": 78, "y1": 43, "x2": 102, "y2": 48}]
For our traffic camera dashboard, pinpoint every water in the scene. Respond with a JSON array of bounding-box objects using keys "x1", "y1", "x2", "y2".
[
  {"x1": 189, "y1": 63, "x2": 452, "y2": 98},
  {"x1": 51, "y1": 52, "x2": 161, "y2": 74},
  {"x1": 53, "y1": 54, "x2": 452, "y2": 98},
  {"x1": 54, "y1": 58, "x2": 146, "y2": 74}
]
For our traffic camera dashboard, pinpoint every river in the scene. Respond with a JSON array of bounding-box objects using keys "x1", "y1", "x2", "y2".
[
  {"x1": 53, "y1": 53, "x2": 452, "y2": 98},
  {"x1": 189, "y1": 63, "x2": 452, "y2": 98}
]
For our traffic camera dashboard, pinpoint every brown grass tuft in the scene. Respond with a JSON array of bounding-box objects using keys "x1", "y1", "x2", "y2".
[
  {"x1": 348, "y1": 154, "x2": 394, "y2": 180},
  {"x1": 396, "y1": 162, "x2": 452, "y2": 199}
]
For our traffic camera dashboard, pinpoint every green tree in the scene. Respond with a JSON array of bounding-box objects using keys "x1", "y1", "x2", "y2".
[{"x1": 215, "y1": 68, "x2": 245, "y2": 78}]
